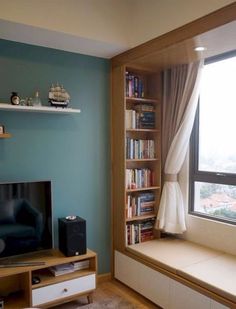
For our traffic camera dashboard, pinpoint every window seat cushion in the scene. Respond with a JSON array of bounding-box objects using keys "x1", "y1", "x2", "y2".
[{"x1": 127, "y1": 238, "x2": 236, "y2": 303}]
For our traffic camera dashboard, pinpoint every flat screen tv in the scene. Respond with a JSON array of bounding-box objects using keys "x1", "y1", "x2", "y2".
[{"x1": 0, "y1": 180, "x2": 53, "y2": 260}]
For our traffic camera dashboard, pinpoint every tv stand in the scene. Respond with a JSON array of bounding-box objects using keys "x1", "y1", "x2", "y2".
[{"x1": 0, "y1": 249, "x2": 97, "y2": 308}]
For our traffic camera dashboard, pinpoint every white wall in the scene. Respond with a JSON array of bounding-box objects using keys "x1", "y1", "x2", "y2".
[{"x1": 0, "y1": 0, "x2": 235, "y2": 57}]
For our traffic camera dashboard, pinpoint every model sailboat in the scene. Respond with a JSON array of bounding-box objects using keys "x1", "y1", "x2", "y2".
[{"x1": 49, "y1": 84, "x2": 70, "y2": 107}]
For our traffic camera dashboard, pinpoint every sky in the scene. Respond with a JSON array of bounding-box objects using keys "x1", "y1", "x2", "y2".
[{"x1": 199, "y1": 54, "x2": 236, "y2": 173}]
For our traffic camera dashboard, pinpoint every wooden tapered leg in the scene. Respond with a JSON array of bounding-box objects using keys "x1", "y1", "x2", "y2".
[{"x1": 87, "y1": 292, "x2": 93, "y2": 303}]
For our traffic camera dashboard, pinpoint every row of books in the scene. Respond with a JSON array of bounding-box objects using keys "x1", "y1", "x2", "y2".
[
  {"x1": 49, "y1": 260, "x2": 89, "y2": 276},
  {"x1": 126, "y1": 138, "x2": 155, "y2": 159},
  {"x1": 126, "y1": 168, "x2": 154, "y2": 189},
  {"x1": 126, "y1": 192, "x2": 155, "y2": 218},
  {"x1": 126, "y1": 72, "x2": 144, "y2": 98},
  {"x1": 135, "y1": 103, "x2": 154, "y2": 112},
  {"x1": 126, "y1": 218, "x2": 155, "y2": 245},
  {"x1": 126, "y1": 109, "x2": 155, "y2": 129}
]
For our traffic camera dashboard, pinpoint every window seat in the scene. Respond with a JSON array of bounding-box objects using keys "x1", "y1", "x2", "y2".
[{"x1": 127, "y1": 238, "x2": 236, "y2": 305}]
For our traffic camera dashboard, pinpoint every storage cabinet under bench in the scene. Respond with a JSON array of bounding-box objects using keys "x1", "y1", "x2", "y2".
[{"x1": 114, "y1": 238, "x2": 236, "y2": 309}]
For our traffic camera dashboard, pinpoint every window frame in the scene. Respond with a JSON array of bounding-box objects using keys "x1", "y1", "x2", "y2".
[{"x1": 189, "y1": 50, "x2": 236, "y2": 225}]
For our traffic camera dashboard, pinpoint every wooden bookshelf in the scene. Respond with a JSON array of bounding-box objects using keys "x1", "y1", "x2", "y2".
[{"x1": 112, "y1": 65, "x2": 162, "y2": 251}]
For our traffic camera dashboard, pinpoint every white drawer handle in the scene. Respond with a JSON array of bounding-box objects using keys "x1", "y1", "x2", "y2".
[{"x1": 63, "y1": 288, "x2": 68, "y2": 293}]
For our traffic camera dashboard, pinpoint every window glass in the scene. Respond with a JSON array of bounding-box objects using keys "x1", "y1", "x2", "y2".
[
  {"x1": 199, "y1": 56, "x2": 236, "y2": 174},
  {"x1": 190, "y1": 52, "x2": 236, "y2": 223},
  {"x1": 194, "y1": 182, "x2": 236, "y2": 221}
]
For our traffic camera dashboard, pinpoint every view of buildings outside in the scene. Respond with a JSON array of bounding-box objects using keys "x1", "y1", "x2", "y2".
[{"x1": 195, "y1": 55, "x2": 236, "y2": 220}]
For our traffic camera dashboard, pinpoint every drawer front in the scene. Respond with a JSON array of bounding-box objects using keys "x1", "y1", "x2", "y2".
[{"x1": 32, "y1": 274, "x2": 96, "y2": 306}]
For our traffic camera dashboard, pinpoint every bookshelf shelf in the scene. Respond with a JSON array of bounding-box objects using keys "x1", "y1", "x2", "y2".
[
  {"x1": 126, "y1": 128, "x2": 159, "y2": 133},
  {"x1": 126, "y1": 186, "x2": 160, "y2": 193},
  {"x1": 126, "y1": 213, "x2": 156, "y2": 222},
  {"x1": 0, "y1": 103, "x2": 81, "y2": 114},
  {"x1": 125, "y1": 97, "x2": 159, "y2": 104},
  {"x1": 126, "y1": 158, "x2": 158, "y2": 162}
]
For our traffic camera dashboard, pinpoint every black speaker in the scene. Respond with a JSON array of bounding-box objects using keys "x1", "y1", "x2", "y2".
[{"x1": 58, "y1": 216, "x2": 87, "y2": 257}]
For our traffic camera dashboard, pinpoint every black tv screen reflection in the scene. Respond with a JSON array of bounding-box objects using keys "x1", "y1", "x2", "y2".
[{"x1": 0, "y1": 181, "x2": 53, "y2": 259}]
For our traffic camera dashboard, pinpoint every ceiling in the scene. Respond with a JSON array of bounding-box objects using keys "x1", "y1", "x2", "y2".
[
  {"x1": 0, "y1": 1, "x2": 235, "y2": 59},
  {"x1": 127, "y1": 20, "x2": 236, "y2": 71},
  {"x1": 0, "y1": 18, "x2": 128, "y2": 59}
]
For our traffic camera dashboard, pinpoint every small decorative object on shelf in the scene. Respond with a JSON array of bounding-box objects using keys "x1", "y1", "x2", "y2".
[
  {"x1": 49, "y1": 83, "x2": 70, "y2": 107},
  {"x1": 32, "y1": 91, "x2": 42, "y2": 107},
  {"x1": 0, "y1": 125, "x2": 5, "y2": 134},
  {"x1": 10, "y1": 92, "x2": 20, "y2": 105},
  {"x1": 27, "y1": 97, "x2": 33, "y2": 106}
]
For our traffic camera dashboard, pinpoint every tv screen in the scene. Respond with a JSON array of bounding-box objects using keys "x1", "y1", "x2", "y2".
[{"x1": 0, "y1": 180, "x2": 53, "y2": 259}]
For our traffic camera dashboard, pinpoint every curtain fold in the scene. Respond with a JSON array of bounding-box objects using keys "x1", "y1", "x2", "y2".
[{"x1": 155, "y1": 60, "x2": 203, "y2": 234}]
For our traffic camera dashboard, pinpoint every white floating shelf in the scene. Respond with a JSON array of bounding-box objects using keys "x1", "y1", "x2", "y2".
[{"x1": 0, "y1": 103, "x2": 81, "y2": 114}]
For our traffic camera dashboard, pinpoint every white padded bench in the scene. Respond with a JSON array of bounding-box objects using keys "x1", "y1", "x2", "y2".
[{"x1": 115, "y1": 238, "x2": 236, "y2": 308}]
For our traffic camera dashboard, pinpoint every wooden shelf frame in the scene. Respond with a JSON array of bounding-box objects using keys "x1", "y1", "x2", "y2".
[
  {"x1": 0, "y1": 133, "x2": 11, "y2": 138},
  {"x1": 126, "y1": 128, "x2": 159, "y2": 133},
  {"x1": 125, "y1": 97, "x2": 159, "y2": 104},
  {"x1": 126, "y1": 186, "x2": 160, "y2": 193},
  {"x1": 126, "y1": 158, "x2": 159, "y2": 162},
  {"x1": 126, "y1": 213, "x2": 156, "y2": 222},
  {"x1": 112, "y1": 64, "x2": 162, "y2": 251},
  {"x1": 0, "y1": 103, "x2": 81, "y2": 114}
]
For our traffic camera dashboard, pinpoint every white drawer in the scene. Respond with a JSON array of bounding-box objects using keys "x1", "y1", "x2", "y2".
[{"x1": 32, "y1": 274, "x2": 96, "y2": 306}]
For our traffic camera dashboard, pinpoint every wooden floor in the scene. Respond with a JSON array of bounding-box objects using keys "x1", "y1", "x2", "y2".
[
  {"x1": 53, "y1": 278, "x2": 161, "y2": 308},
  {"x1": 92, "y1": 279, "x2": 160, "y2": 308}
]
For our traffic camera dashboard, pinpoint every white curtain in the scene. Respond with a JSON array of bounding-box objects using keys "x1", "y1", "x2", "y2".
[{"x1": 155, "y1": 60, "x2": 203, "y2": 234}]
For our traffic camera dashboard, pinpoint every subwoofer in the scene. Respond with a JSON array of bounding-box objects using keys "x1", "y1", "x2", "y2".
[{"x1": 58, "y1": 216, "x2": 87, "y2": 257}]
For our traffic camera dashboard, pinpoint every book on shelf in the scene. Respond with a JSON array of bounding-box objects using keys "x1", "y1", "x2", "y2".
[
  {"x1": 125, "y1": 110, "x2": 136, "y2": 129},
  {"x1": 49, "y1": 263, "x2": 74, "y2": 276},
  {"x1": 72, "y1": 260, "x2": 90, "y2": 270},
  {"x1": 138, "y1": 111, "x2": 155, "y2": 129},
  {"x1": 125, "y1": 109, "x2": 156, "y2": 130},
  {"x1": 126, "y1": 168, "x2": 154, "y2": 190},
  {"x1": 134, "y1": 103, "x2": 155, "y2": 112},
  {"x1": 126, "y1": 138, "x2": 155, "y2": 159},
  {"x1": 126, "y1": 192, "x2": 155, "y2": 218},
  {"x1": 126, "y1": 72, "x2": 144, "y2": 98},
  {"x1": 49, "y1": 260, "x2": 90, "y2": 276},
  {"x1": 126, "y1": 218, "x2": 155, "y2": 245}
]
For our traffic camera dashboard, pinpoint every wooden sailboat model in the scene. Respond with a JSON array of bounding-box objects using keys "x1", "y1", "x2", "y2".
[{"x1": 49, "y1": 83, "x2": 70, "y2": 107}]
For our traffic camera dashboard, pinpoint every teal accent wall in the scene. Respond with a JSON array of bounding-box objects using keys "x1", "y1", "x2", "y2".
[{"x1": 0, "y1": 39, "x2": 110, "y2": 274}]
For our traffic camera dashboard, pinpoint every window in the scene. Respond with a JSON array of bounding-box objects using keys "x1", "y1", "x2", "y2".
[{"x1": 189, "y1": 51, "x2": 236, "y2": 223}]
